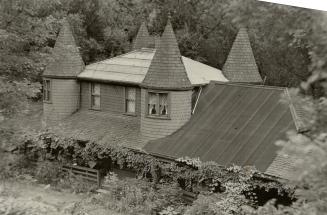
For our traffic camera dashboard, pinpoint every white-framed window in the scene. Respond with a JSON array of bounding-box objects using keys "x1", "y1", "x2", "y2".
[
  {"x1": 43, "y1": 79, "x2": 51, "y2": 102},
  {"x1": 91, "y1": 83, "x2": 100, "y2": 110},
  {"x1": 147, "y1": 92, "x2": 169, "y2": 117},
  {"x1": 125, "y1": 87, "x2": 136, "y2": 114}
]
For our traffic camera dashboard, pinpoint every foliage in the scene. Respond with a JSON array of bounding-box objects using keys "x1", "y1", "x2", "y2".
[
  {"x1": 0, "y1": 153, "x2": 34, "y2": 180},
  {"x1": 243, "y1": 10, "x2": 327, "y2": 215},
  {"x1": 0, "y1": 77, "x2": 41, "y2": 121},
  {"x1": 57, "y1": 172, "x2": 98, "y2": 194},
  {"x1": 0, "y1": 0, "x2": 325, "y2": 88},
  {"x1": 34, "y1": 160, "x2": 63, "y2": 185},
  {"x1": 7, "y1": 127, "x2": 294, "y2": 215},
  {"x1": 95, "y1": 174, "x2": 183, "y2": 214}
]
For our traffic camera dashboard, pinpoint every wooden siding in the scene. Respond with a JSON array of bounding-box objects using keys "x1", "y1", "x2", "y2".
[
  {"x1": 80, "y1": 82, "x2": 90, "y2": 109},
  {"x1": 43, "y1": 79, "x2": 80, "y2": 122},
  {"x1": 80, "y1": 81, "x2": 141, "y2": 116},
  {"x1": 140, "y1": 89, "x2": 192, "y2": 141}
]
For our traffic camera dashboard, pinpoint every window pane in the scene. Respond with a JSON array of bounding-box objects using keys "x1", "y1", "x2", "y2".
[
  {"x1": 43, "y1": 80, "x2": 50, "y2": 101},
  {"x1": 159, "y1": 93, "x2": 168, "y2": 116},
  {"x1": 47, "y1": 90, "x2": 51, "y2": 101},
  {"x1": 126, "y1": 100, "x2": 135, "y2": 113},
  {"x1": 92, "y1": 84, "x2": 100, "y2": 95},
  {"x1": 46, "y1": 80, "x2": 51, "y2": 91},
  {"x1": 148, "y1": 92, "x2": 158, "y2": 115},
  {"x1": 126, "y1": 87, "x2": 136, "y2": 100},
  {"x1": 43, "y1": 81, "x2": 47, "y2": 100},
  {"x1": 92, "y1": 96, "x2": 100, "y2": 109}
]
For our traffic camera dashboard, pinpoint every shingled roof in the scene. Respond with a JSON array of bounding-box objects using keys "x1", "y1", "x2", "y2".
[
  {"x1": 144, "y1": 82, "x2": 300, "y2": 179},
  {"x1": 141, "y1": 19, "x2": 192, "y2": 90},
  {"x1": 133, "y1": 22, "x2": 155, "y2": 50},
  {"x1": 223, "y1": 28, "x2": 262, "y2": 83},
  {"x1": 43, "y1": 19, "x2": 84, "y2": 78},
  {"x1": 78, "y1": 48, "x2": 228, "y2": 85}
]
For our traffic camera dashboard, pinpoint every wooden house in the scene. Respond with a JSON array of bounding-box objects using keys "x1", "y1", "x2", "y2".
[{"x1": 42, "y1": 18, "x2": 306, "y2": 180}]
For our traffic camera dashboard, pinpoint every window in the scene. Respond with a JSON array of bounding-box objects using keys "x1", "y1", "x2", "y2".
[
  {"x1": 91, "y1": 83, "x2": 100, "y2": 110},
  {"x1": 147, "y1": 92, "x2": 169, "y2": 117},
  {"x1": 43, "y1": 79, "x2": 51, "y2": 102},
  {"x1": 125, "y1": 87, "x2": 136, "y2": 114}
]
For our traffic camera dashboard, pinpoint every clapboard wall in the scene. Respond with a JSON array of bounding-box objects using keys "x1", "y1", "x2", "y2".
[{"x1": 80, "y1": 82, "x2": 141, "y2": 116}]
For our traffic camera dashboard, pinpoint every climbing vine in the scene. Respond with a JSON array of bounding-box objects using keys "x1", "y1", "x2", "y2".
[{"x1": 15, "y1": 128, "x2": 295, "y2": 205}]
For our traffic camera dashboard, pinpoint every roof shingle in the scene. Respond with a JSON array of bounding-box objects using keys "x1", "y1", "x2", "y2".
[
  {"x1": 133, "y1": 22, "x2": 155, "y2": 50},
  {"x1": 77, "y1": 48, "x2": 228, "y2": 85},
  {"x1": 223, "y1": 28, "x2": 262, "y2": 83},
  {"x1": 50, "y1": 110, "x2": 146, "y2": 150},
  {"x1": 43, "y1": 19, "x2": 84, "y2": 78},
  {"x1": 141, "y1": 19, "x2": 192, "y2": 90}
]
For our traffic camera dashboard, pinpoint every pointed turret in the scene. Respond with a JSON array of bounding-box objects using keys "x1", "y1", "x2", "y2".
[
  {"x1": 142, "y1": 19, "x2": 192, "y2": 90},
  {"x1": 140, "y1": 18, "x2": 193, "y2": 141},
  {"x1": 133, "y1": 22, "x2": 155, "y2": 50},
  {"x1": 43, "y1": 19, "x2": 84, "y2": 78},
  {"x1": 42, "y1": 18, "x2": 83, "y2": 123},
  {"x1": 223, "y1": 28, "x2": 262, "y2": 83}
]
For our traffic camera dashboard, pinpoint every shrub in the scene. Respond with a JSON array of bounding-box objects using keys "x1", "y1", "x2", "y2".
[
  {"x1": 34, "y1": 161, "x2": 63, "y2": 185},
  {"x1": 0, "y1": 153, "x2": 34, "y2": 180},
  {"x1": 58, "y1": 172, "x2": 98, "y2": 194},
  {"x1": 98, "y1": 174, "x2": 184, "y2": 214}
]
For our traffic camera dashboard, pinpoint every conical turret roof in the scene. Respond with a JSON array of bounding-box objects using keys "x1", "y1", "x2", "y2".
[
  {"x1": 133, "y1": 22, "x2": 155, "y2": 50},
  {"x1": 222, "y1": 28, "x2": 262, "y2": 83},
  {"x1": 142, "y1": 19, "x2": 192, "y2": 90},
  {"x1": 43, "y1": 18, "x2": 84, "y2": 78}
]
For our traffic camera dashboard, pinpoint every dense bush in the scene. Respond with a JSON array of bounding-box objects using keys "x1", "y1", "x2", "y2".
[
  {"x1": 34, "y1": 160, "x2": 63, "y2": 185},
  {"x1": 96, "y1": 172, "x2": 184, "y2": 214},
  {"x1": 0, "y1": 153, "x2": 34, "y2": 180},
  {"x1": 57, "y1": 172, "x2": 98, "y2": 193}
]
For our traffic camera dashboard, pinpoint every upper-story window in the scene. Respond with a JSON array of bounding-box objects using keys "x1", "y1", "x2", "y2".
[
  {"x1": 125, "y1": 87, "x2": 136, "y2": 114},
  {"x1": 43, "y1": 79, "x2": 51, "y2": 102},
  {"x1": 91, "y1": 83, "x2": 100, "y2": 110},
  {"x1": 147, "y1": 92, "x2": 169, "y2": 117}
]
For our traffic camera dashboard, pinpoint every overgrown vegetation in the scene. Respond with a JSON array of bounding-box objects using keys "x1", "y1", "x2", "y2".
[{"x1": 1, "y1": 0, "x2": 327, "y2": 214}]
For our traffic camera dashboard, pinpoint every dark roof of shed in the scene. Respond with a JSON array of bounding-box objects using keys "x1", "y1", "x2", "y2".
[
  {"x1": 141, "y1": 19, "x2": 192, "y2": 90},
  {"x1": 144, "y1": 82, "x2": 297, "y2": 175},
  {"x1": 43, "y1": 19, "x2": 84, "y2": 78},
  {"x1": 133, "y1": 22, "x2": 155, "y2": 50},
  {"x1": 222, "y1": 28, "x2": 262, "y2": 83}
]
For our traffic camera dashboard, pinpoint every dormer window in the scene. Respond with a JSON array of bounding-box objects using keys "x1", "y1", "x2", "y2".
[
  {"x1": 43, "y1": 79, "x2": 51, "y2": 102},
  {"x1": 147, "y1": 92, "x2": 169, "y2": 118},
  {"x1": 91, "y1": 83, "x2": 100, "y2": 110}
]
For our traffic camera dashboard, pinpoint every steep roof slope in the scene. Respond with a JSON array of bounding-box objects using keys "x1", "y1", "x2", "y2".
[
  {"x1": 133, "y1": 22, "x2": 155, "y2": 50},
  {"x1": 43, "y1": 19, "x2": 84, "y2": 78},
  {"x1": 141, "y1": 19, "x2": 192, "y2": 90},
  {"x1": 144, "y1": 82, "x2": 297, "y2": 178},
  {"x1": 222, "y1": 28, "x2": 262, "y2": 83}
]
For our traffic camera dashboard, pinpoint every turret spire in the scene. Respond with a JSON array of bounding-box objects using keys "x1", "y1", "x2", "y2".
[
  {"x1": 43, "y1": 18, "x2": 84, "y2": 78},
  {"x1": 142, "y1": 18, "x2": 192, "y2": 89},
  {"x1": 133, "y1": 22, "x2": 155, "y2": 50},
  {"x1": 222, "y1": 27, "x2": 262, "y2": 83}
]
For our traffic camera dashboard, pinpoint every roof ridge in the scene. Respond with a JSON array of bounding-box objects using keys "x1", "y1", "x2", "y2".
[
  {"x1": 209, "y1": 81, "x2": 286, "y2": 91},
  {"x1": 85, "y1": 49, "x2": 143, "y2": 67},
  {"x1": 284, "y1": 88, "x2": 310, "y2": 132}
]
